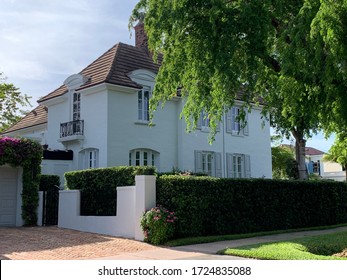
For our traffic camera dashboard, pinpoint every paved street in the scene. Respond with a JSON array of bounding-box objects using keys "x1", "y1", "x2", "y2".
[{"x1": 0, "y1": 226, "x2": 156, "y2": 260}]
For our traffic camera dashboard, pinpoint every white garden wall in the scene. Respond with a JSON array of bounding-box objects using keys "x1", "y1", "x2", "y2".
[{"x1": 58, "y1": 175, "x2": 156, "y2": 240}]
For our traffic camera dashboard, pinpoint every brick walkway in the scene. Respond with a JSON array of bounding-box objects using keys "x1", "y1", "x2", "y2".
[{"x1": 0, "y1": 227, "x2": 156, "y2": 260}]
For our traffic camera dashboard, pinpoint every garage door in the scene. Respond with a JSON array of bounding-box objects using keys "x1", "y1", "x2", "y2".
[{"x1": 0, "y1": 167, "x2": 18, "y2": 226}]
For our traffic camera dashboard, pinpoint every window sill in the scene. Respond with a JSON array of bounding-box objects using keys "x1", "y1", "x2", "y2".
[
  {"x1": 200, "y1": 127, "x2": 210, "y2": 133},
  {"x1": 134, "y1": 120, "x2": 156, "y2": 126},
  {"x1": 227, "y1": 131, "x2": 245, "y2": 137}
]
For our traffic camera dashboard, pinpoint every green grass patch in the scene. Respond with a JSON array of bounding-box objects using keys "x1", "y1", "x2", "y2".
[
  {"x1": 220, "y1": 231, "x2": 347, "y2": 260},
  {"x1": 165, "y1": 223, "x2": 347, "y2": 247}
]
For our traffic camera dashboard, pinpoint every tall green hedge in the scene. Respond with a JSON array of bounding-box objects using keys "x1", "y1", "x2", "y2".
[
  {"x1": 65, "y1": 166, "x2": 155, "y2": 216},
  {"x1": 39, "y1": 174, "x2": 60, "y2": 191},
  {"x1": 157, "y1": 176, "x2": 347, "y2": 238}
]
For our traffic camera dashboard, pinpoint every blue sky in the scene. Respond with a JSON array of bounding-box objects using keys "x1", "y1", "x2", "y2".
[{"x1": 0, "y1": 0, "x2": 335, "y2": 152}]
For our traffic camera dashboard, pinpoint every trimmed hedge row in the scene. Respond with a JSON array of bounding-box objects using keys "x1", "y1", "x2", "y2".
[
  {"x1": 156, "y1": 176, "x2": 347, "y2": 238},
  {"x1": 65, "y1": 166, "x2": 155, "y2": 216},
  {"x1": 39, "y1": 174, "x2": 60, "y2": 191}
]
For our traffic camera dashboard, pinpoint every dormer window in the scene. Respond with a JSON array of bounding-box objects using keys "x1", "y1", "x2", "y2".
[
  {"x1": 73, "y1": 92, "x2": 81, "y2": 121},
  {"x1": 138, "y1": 86, "x2": 151, "y2": 121}
]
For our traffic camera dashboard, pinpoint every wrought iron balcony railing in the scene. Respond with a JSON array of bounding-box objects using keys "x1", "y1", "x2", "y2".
[{"x1": 60, "y1": 120, "x2": 84, "y2": 138}]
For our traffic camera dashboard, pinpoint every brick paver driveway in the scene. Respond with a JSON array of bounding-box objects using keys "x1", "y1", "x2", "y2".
[{"x1": 0, "y1": 227, "x2": 156, "y2": 260}]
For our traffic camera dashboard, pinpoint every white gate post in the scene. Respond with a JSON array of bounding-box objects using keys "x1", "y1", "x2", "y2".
[{"x1": 134, "y1": 175, "x2": 156, "y2": 241}]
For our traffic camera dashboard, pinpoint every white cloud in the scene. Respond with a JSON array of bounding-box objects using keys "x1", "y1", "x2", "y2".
[{"x1": 0, "y1": 0, "x2": 138, "y2": 102}]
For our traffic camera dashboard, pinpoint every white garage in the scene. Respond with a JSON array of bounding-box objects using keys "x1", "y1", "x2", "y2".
[{"x1": 0, "y1": 166, "x2": 23, "y2": 226}]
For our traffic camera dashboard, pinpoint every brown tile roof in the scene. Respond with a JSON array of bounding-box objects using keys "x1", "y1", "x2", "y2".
[
  {"x1": 39, "y1": 43, "x2": 161, "y2": 102},
  {"x1": 3, "y1": 105, "x2": 47, "y2": 133},
  {"x1": 280, "y1": 144, "x2": 325, "y2": 155},
  {"x1": 305, "y1": 147, "x2": 325, "y2": 156}
]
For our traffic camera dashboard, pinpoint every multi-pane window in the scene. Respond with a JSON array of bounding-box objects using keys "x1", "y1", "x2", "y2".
[
  {"x1": 138, "y1": 87, "x2": 151, "y2": 121},
  {"x1": 129, "y1": 149, "x2": 158, "y2": 167},
  {"x1": 194, "y1": 151, "x2": 222, "y2": 177},
  {"x1": 200, "y1": 111, "x2": 210, "y2": 129},
  {"x1": 226, "y1": 106, "x2": 248, "y2": 135},
  {"x1": 73, "y1": 92, "x2": 81, "y2": 121},
  {"x1": 202, "y1": 152, "x2": 213, "y2": 176},
  {"x1": 79, "y1": 148, "x2": 99, "y2": 169},
  {"x1": 88, "y1": 150, "x2": 98, "y2": 169},
  {"x1": 232, "y1": 154, "x2": 243, "y2": 178},
  {"x1": 226, "y1": 153, "x2": 251, "y2": 178},
  {"x1": 231, "y1": 107, "x2": 240, "y2": 133}
]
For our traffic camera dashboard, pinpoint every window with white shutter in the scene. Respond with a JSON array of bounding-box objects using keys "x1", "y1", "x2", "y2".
[
  {"x1": 226, "y1": 153, "x2": 251, "y2": 178},
  {"x1": 226, "y1": 106, "x2": 248, "y2": 136},
  {"x1": 194, "y1": 151, "x2": 222, "y2": 177}
]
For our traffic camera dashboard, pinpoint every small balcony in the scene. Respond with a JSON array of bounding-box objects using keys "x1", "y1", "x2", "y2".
[{"x1": 59, "y1": 120, "x2": 85, "y2": 142}]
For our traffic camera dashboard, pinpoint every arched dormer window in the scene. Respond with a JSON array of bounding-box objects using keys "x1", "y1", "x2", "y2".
[
  {"x1": 73, "y1": 92, "x2": 81, "y2": 121},
  {"x1": 64, "y1": 74, "x2": 89, "y2": 121},
  {"x1": 128, "y1": 69, "x2": 156, "y2": 123}
]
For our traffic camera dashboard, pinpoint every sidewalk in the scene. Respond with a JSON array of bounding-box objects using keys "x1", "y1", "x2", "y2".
[{"x1": 95, "y1": 226, "x2": 347, "y2": 260}]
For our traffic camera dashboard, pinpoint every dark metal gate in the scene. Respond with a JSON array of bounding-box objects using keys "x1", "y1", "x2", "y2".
[{"x1": 42, "y1": 185, "x2": 60, "y2": 226}]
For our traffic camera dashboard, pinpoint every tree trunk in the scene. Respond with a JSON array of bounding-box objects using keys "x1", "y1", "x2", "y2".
[
  {"x1": 345, "y1": 165, "x2": 347, "y2": 181},
  {"x1": 292, "y1": 129, "x2": 308, "y2": 180}
]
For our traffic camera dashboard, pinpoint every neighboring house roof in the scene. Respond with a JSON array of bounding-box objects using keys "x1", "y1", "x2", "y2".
[
  {"x1": 38, "y1": 42, "x2": 161, "y2": 103},
  {"x1": 305, "y1": 147, "x2": 325, "y2": 156},
  {"x1": 2, "y1": 105, "x2": 47, "y2": 134},
  {"x1": 280, "y1": 144, "x2": 325, "y2": 156}
]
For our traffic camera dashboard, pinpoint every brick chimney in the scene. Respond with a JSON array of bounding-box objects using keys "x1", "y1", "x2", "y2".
[{"x1": 134, "y1": 22, "x2": 148, "y2": 49}]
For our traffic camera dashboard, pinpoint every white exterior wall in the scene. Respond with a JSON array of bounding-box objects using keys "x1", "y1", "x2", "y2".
[
  {"x1": 45, "y1": 98, "x2": 69, "y2": 151},
  {"x1": 79, "y1": 87, "x2": 108, "y2": 167},
  {"x1": 106, "y1": 84, "x2": 179, "y2": 172},
  {"x1": 178, "y1": 101, "x2": 272, "y2": 178}
]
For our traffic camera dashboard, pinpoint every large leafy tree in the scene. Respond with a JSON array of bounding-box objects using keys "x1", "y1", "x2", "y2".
[
  {"x1": 0, "y1": 72, "x2": 30, "y2": 132},
  {"x1": 130, "y1": 0, "x2": 347, "y2": 179}
]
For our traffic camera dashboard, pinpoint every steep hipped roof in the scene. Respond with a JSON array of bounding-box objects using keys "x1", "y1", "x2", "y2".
[
  {"x1": 3, "y1": 105, "x2": 47, "y2": 133},
  {"x1": 38, "y1": 42, "x2": 161, "y2": 102}
]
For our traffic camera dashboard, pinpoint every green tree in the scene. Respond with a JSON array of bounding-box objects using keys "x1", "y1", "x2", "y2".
[
  {"x1": 323, "y1": 134, "x2": 347, "y2": 181},
  {"x1": 272, "y1": 145, "x2": 298, "y2": 180},
  {"x1": 0, "y1": 73, "x2": 30, "y2": 132},
  {"x1": 130, "y1": 0, "x2": 347, "y2": 179}
]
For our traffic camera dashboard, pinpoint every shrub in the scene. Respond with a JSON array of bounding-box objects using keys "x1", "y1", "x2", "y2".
[
  {"x1": 65, "y1": 166, "x2": 155, "y2": 216},
  {"x1": 156, "y1": 176, "x2": 347, "y2": 238},
  {"x1": 0, "y1": 137, "x2": 42, "y2": 225},
  {"x1": 141, "y1": 205, "x2": 177, "y2": 245}
]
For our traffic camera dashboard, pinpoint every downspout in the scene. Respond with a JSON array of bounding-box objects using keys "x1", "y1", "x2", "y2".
[{"x1": 222, "y1": 110, "x2": 226, "y2": 177}]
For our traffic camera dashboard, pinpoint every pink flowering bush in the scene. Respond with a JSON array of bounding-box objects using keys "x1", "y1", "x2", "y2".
[
  {"x1": 0, "y1": 136, "x2": 42, "y2": 225},
  {"x1": 140, "y1": 205, "x2": 177, "y2": 245}
]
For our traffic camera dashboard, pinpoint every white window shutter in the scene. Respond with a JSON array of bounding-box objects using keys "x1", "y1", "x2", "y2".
[
  {"x1": 226, "y1": 109, "x2": 232, "y2": 133},
  {"x1": 243, "y1": 110, "x2": 249, "y2": 136},
  {"x1": 215, "y1": 152, "x2": 222, "y2": 177},
  {"x1": 244, "y1": 154, "x2": 251, "y2": 178},
  {"x1": 195, "y1": 150, "x2": 203, "y2": 173},
  {"x1": 226, "y1": 153, "x2": 233, "y2": 178}
]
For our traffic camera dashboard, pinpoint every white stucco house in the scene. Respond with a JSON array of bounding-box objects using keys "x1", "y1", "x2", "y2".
[{"x1": 3, "y1": 23, "x2": 272, "y2": 185}]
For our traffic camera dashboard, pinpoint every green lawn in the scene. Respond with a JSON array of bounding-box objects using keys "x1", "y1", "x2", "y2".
[{"x1": 220, "y1": 231, "x2": 347, "y2": 260}]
